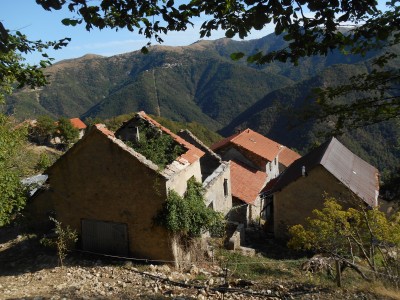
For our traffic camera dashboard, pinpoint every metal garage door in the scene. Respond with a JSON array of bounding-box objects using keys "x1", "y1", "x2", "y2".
[{"x1": 81, "y1": 219, "x2": 129, "y2": 256}]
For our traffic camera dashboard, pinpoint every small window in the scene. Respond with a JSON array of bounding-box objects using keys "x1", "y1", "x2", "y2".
[{"x1": 223, "y1": 178, "x2": 228, "y2": 197}]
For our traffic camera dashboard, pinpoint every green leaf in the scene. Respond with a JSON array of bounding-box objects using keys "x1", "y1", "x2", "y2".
[
  {"x1": 141, "y1": 46, "x2": 149, "y2": 54},
  {"x1": 230, "y1": 52, "x2": 245, "y2": 61},
  {"x1": 225, "y1": 28, "x2": 235, "y2": 38}
]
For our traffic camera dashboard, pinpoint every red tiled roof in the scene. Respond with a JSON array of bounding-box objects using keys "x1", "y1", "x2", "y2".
[
  {"x1": 210, "y1": 132, "x2": 241, "y2": 151},
  {"x1": 138, "y1": 111, "x2": 205, "y2": 164},
  {"x1": 230, "y1": 160, "x2": 267, "y2": 205},
  {"x1": 212, "y1": 129, "x2": 300, "y2": 167},
  {"x1": 70, "y1": 118, "x2": 87, "y2": 130},
  {"x1": 279, "y1": 147, "x2": 301, "y2": 167},
  {"x1": 95, "y1": 124, "x2": 115, "y2": 137}
]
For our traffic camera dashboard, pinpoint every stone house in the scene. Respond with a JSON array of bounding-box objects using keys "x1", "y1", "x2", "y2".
[
  {"x1": 262, "y1": 137, "x2": 380, "y2": 239},
  {"x1": 211, "y1": 129, "x2": 300, "y2": 225},
  {"x1": 116, "y1": 112, "x2": 232, "y2": 215},
  {"x1": 176, "y1": 129, "x2": 232, "y2": 215},
  {"x1": 29, "y1": 112, "x2": 231, "y2": 262},
  {"x1": 70, "y1": 118, "x2": 87, "y2": 139}
]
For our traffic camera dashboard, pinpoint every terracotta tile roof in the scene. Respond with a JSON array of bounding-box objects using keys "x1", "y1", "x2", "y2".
[
  {"x1": 211, "y1": 129, "x2": 300, "y2": 167},
  {"x1": 267, "y1": 137, "x2": 379, "y2": 207},
  {"x1": 138, "y1": 111, "x2": 205, "y2": 164},
  {"x1": 95, "y1": 124, "x2": 115, "y2": 137},
  {"x1": 70, "y1": 118, "x2": 87, "y2": 130},
  {"x1": 210, "y1": 132, "x2": 241, "y2": 151},
  {"x1": 230, "y1": 160, "x2": 267, "y2": 205}
]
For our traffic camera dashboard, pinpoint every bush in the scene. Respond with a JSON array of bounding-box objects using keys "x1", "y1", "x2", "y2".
[
  {"x1": 126, "y1": 122, "x2": 184, "y2": 169},
  {"x1": 40, "y1": 217, "x2": 78, "y2": 267},
  {"x1": 0, "y1": 114, "x2": 27, "y2": 226},
  {"x1": 288, "y1": 196, "x2": 400, "y2": 287},
  {"x1": 155, "y1": 177, "x2": 225, "y2": 238}
]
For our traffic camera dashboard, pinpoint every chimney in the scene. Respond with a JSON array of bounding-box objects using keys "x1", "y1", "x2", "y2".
[{"x1": 135, "y1": 126, "x2": 140, "y2": 142}]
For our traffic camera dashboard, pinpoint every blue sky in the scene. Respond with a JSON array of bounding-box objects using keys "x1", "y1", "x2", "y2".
[
  {"x1": 1, "y1": 1, "x2": 270, "y2": 64},
  {"x1": 1, "y1": 1, "x2": 388, "y2": 64}
]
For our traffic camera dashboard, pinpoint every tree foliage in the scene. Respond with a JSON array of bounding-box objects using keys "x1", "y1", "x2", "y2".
[
  {"x1": 0, "y1": 21, "x2": 69, "y2": 100},
  {"x1": 1, "y1": 1, "x2": 399, "y2": 131},
  {"x1": 126, "y1": 121, "x2": 185, "y2": 169},
  {"x1": 155, "y1": 176, "x2": 224, "y2": 238},
  {"x1": 57, "y1": 117, "x2": 79, "y2": 146},
  {"x1": 0, "y1": 114, "x2": 27, "y2": 226},
  {"x1": 307, "y1": 55, "x2": 400, "y2": 134},
  {"x1": 288, "y1": 196, "x2": 400, "y2": 286},
  {"x1": 30, "y1": 115, "x2": 57, "y2": 144},
  {"x1": 34, "y1": 1, "x2": 393, "y2": 61},
  {"x1": 36, "y1": 115, "x2": 57, "y2": 136}
]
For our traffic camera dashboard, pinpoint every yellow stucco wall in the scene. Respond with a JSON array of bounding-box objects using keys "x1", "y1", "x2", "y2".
[
  {"x1": 273, "y1": 165, "x2": 354, "y2": 240},
  {"x1": 30, "y1": 130, "x2": 174, "y2": 261}
]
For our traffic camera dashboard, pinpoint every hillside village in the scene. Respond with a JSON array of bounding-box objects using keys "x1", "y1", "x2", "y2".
[
  {"x1": 2, "y1": 1, "x2": 400, "y2": 299},
  {"x1": 24, "y1": 111, "x2": 378, "y2": 260},
  {"x1": 1, "y1": 110, "x2": 396, "y2": 299}
]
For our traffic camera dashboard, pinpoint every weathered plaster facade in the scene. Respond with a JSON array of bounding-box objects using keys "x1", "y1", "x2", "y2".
[
  {"x1": 30, "y1": 127, "x2": 175, "y2": 261},
  {"x1": 177, "y1": 130, "x2": 233, "y2": 215},
  {"x1": 203, "y1": 162, "x2": 232, "y2": 215},
  {"x1": 30, "y1": 112, "x2": 235, "y2": 262},
  {"x1": 166, "y1": 160, "x2": 202, "y2": 196},
  {"x1": 273, "y1": 165, "x2": 361, "y2": 240}
]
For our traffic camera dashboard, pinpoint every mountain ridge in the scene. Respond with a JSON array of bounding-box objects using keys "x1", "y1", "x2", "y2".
[{"x1": 5, "y1": 33, "x2": 399, "y2": 176}]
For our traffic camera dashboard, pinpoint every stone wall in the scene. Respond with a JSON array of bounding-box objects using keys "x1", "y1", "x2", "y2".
[
  {"x1": 166, "y1": 160, "x2": 202, "y2": 196},
  {"x1": 273, "y1": 165, "x2": 357, "y2": 240},
  {"x1": 29, "y1": 129, "x2": 174, "y2": 261},
  {"x1": 203, "y1": 162, "x2": 232, "y2": 215}
]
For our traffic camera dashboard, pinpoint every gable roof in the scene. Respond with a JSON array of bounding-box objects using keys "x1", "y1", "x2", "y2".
[
  {"x1": 95, "y1": 124, "x2": 115, "y2": 137},
  {"x1": 70, "y1": 118, "x2": 87, "y2": 130},
  {"x1": 177, "y1": 129, "x2": 222, "y2": 162},
  {"x1": 124, "y1": 112, "x2": 205, "y2": 164},
  {"x1": 230, "y1": 160, "x2": 267, "y2": 205},
  {"x1": 45, "y1": 120, "x2": 205, "y2": 182},
  {"x1": 45, "y1": 124, "x2": 160, "y2": 177},
  {"x1": 266, "y1": 137, "x2": 379, "y2": 207},
  {"x1": 211, "y1": 129, "x2": 300, "y2": 167}
]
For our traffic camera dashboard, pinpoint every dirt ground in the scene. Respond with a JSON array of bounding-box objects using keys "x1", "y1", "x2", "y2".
[{"x1": 0, "y1": 225, "x2": 398, "y2": 300}]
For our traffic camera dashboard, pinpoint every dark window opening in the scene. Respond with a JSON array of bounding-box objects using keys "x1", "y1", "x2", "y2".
[{"x1": 223, "y1": 178, "x2": 229, "y2": 197}]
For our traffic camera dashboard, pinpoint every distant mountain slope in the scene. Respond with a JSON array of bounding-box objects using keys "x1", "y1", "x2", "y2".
[
  {"x1": 5, "y1": 33, "x2": 399, "y2": 176},
  {"x1": 82, "y1": 48, "x2": 294, "y2": 129},
  {"x1": 219, "y1": 61, "x2": 400, "y2": 176},
  {"x1": 6, "y1": 33, "x2": 378, "y2": 127}
]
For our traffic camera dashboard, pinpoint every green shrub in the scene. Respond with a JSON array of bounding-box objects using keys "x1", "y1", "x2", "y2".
[
  {"x1": 126, "y1": 122, "x2": 184, "y2": 169},
  {"x1": 155, "y1": 177, "x2": 225, "y2": 238},
  {"x1": 40, "y1": 217, "x2": 78, "y2": 267}
]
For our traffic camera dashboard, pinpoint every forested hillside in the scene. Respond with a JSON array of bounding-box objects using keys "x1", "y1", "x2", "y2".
[{"x1": 5, "y1": 33, "x2": 400, "y2": 177}]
